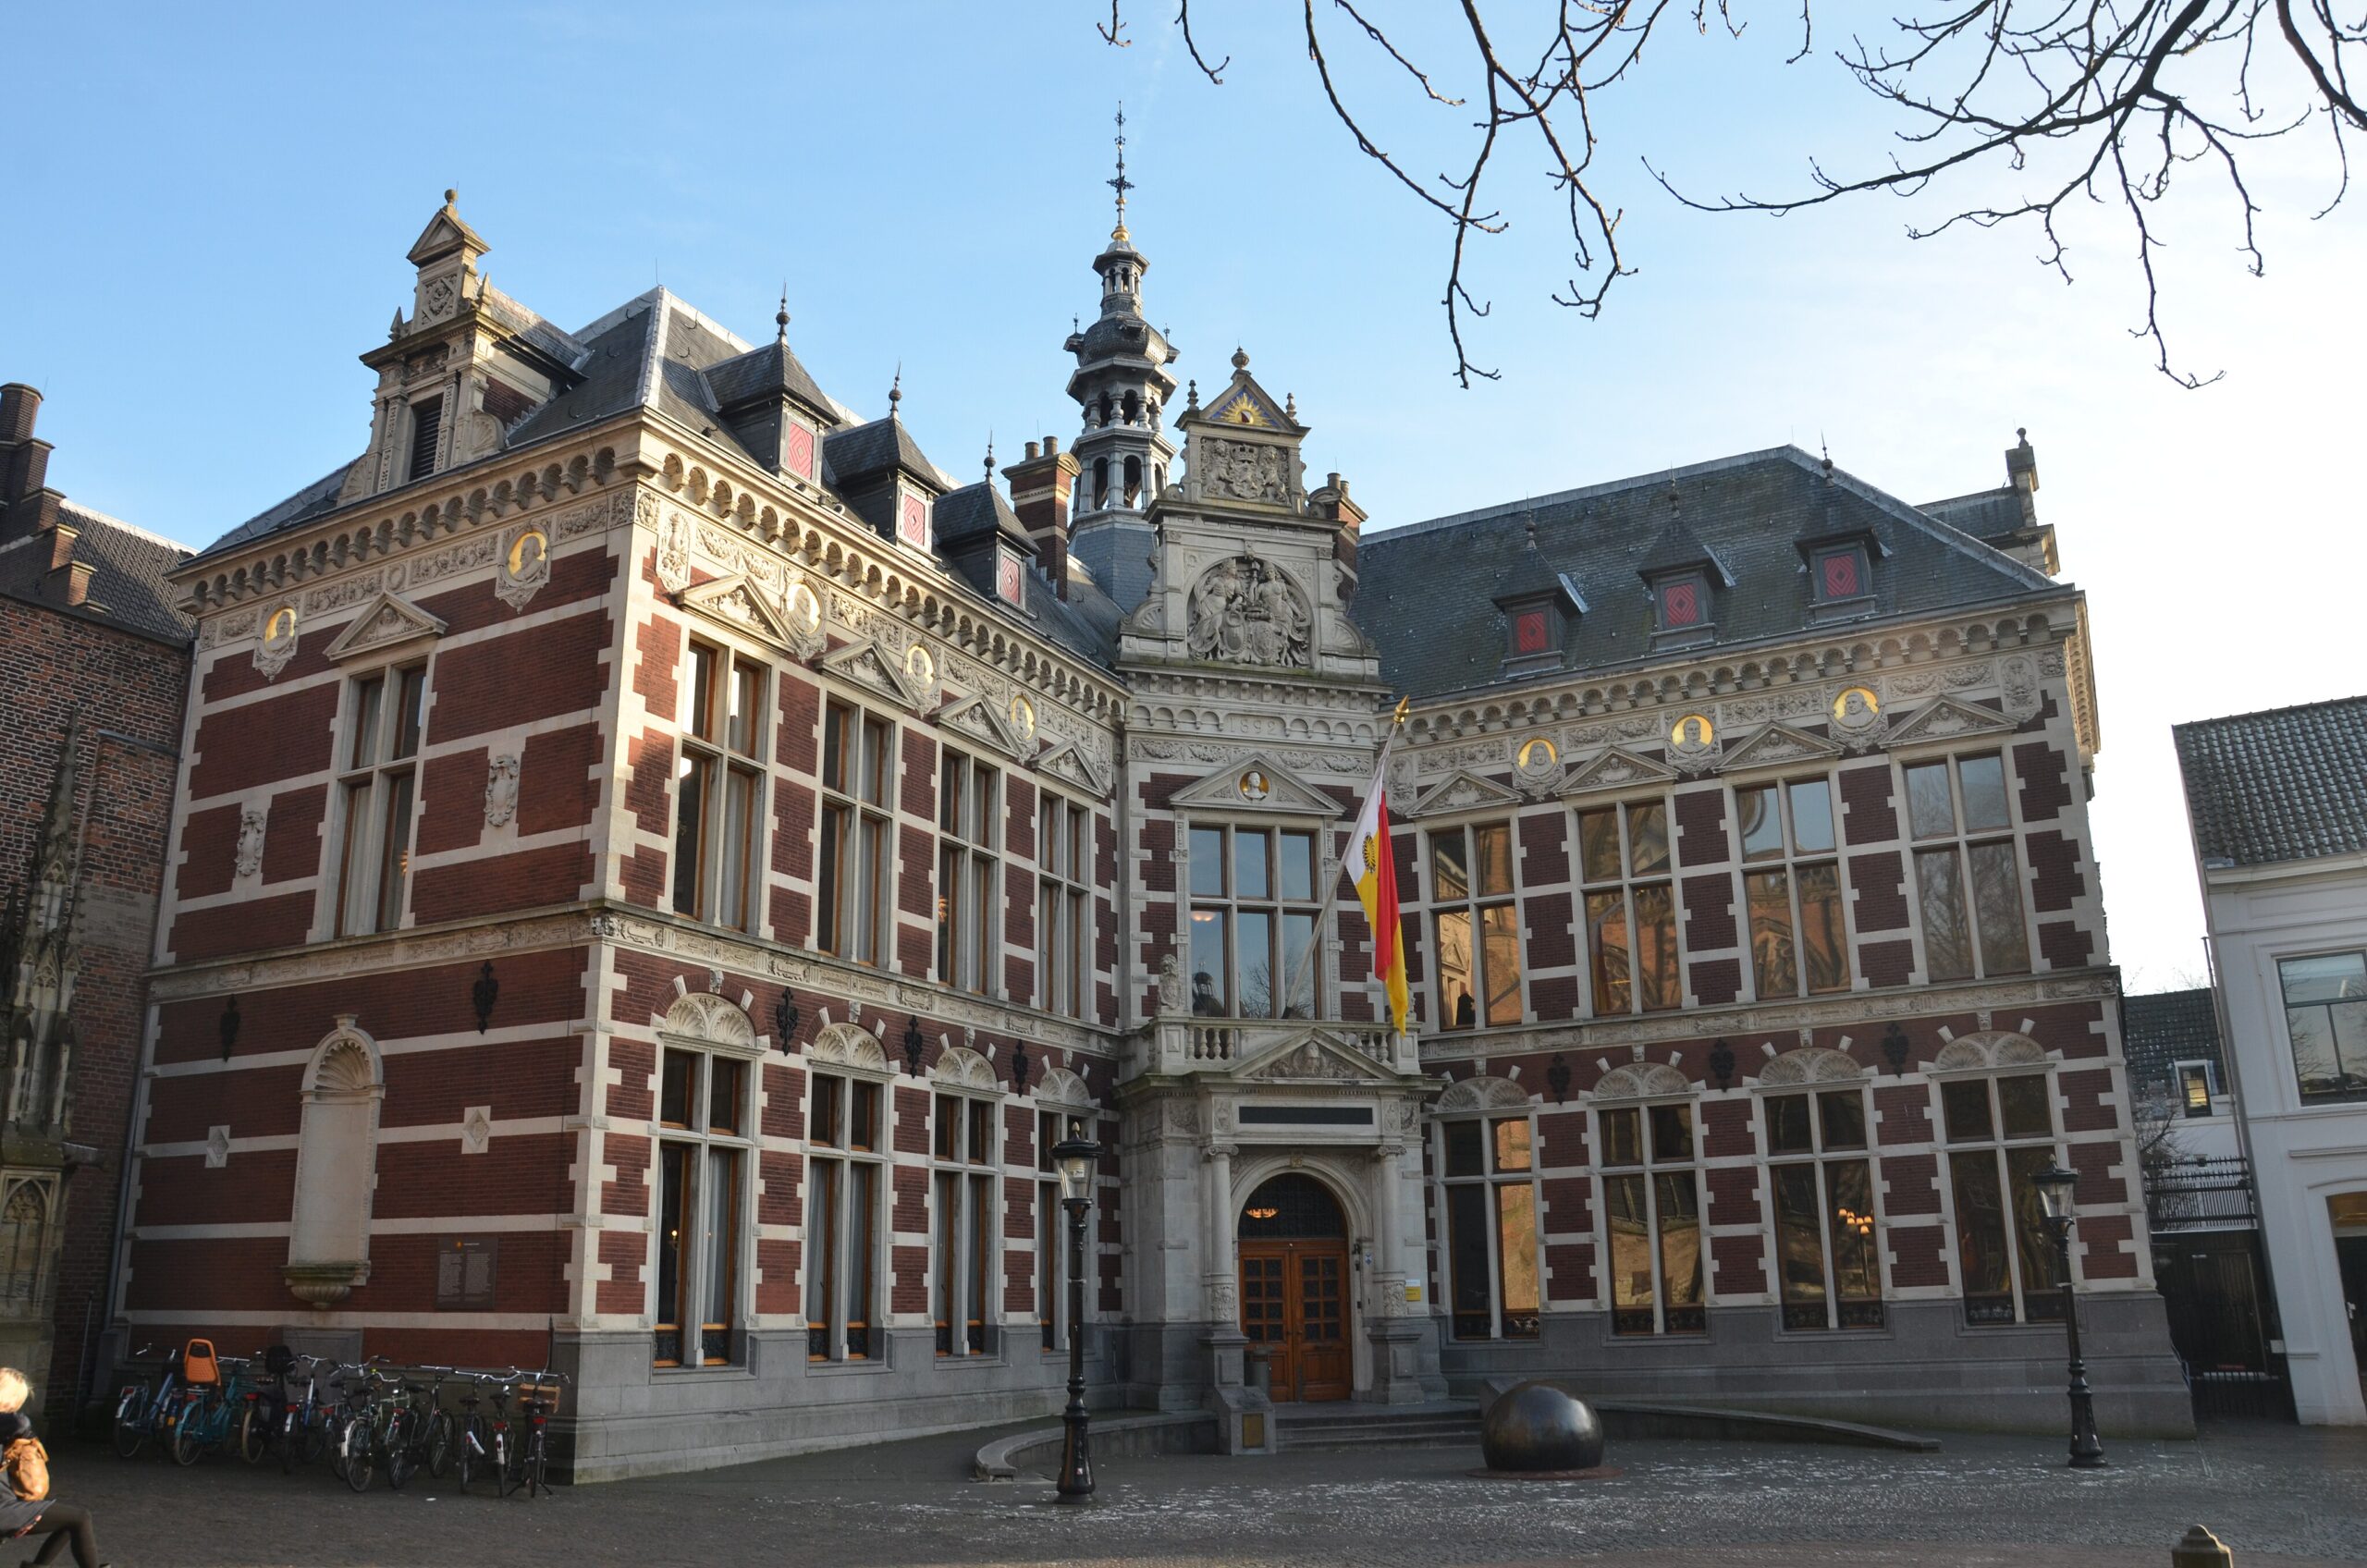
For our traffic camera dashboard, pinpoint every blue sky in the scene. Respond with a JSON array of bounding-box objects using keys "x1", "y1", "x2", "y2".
[{"x1": 8, "y1": 2, "x2": 2361, "y2": 991}]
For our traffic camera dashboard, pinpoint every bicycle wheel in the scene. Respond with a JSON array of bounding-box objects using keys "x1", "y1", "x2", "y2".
[
  {"x1": 170, "y1": 1402, "x2": 206, "y2": 1466},
  {"x1": 341, "y1": 1415, "x2": 375, "y2": 1493},
  {"x1": 384, "y1": 1410, "x2": 416, "y2": 1492},
  {"x1": 112, "y1": 1390, "x2": 148, "y2": 1460},
  {"x1": 424, "y1": 1409, "x2": 454, "y2": 1479},
  {"x1": 299, "y1": 1414, "x2": 329, "y2": 1468},
  {"x1": 279, "y1": 1408, "x2": 299, "y2": 1475},
  {"x1": 238, "y1": 1403, "x2": 269, "y2": 1464}
]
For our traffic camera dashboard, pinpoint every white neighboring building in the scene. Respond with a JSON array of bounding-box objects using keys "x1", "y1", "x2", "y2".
[{"x1": 2176, "y1": 696, "x2": 2367, "y2": 1425}]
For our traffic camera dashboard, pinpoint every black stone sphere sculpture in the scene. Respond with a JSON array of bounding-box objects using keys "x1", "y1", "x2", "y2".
[{"x1": 1480, "y1": 1379, "x2": 1605, "y2": 1473}]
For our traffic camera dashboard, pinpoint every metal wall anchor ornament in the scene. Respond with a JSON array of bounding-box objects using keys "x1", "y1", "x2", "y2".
[
  {"x1": 218, "y1": 996, "x2": 241, "y2": 1062},
  {"x1": 1883, "y1": 1023, "x2": 1911, "y2": 1074},
  {"x1": 472, "y1": 962, "x2": 499, "y2": 1034},
  {"x1": 902, "y1": 1015, "x2": 927, "y2": 1076},
  {"x1": 1546, "y1": 1054, "x2": 1572, "y2": 1106},
  {"x1": 773, "y1": 987, "x2": 800, "y2": 1053},
  {"x1": 1010, "y1": 1036, "x2": 1032, "y2": 1095},
  {"x1": 1709, "y1": 1039, "x2": 1736, "y2": 1091}
]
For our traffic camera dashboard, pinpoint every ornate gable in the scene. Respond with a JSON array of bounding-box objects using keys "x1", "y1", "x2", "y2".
[
  {"x1": 1719, "y1": 723, "x2": 1843, "y2": 776},
  {"x1": 1405, "y1": 769, "x2": 1523, "y2": 821},
  {"x1": 818, "y1": 635, "x2": 927, "y2": 713},
  {"x1": 1234, "y1": 1029, "x2": 1392, "y2": 1085},
  {"x1": 1170, "y1": 751, "x2": 1342, "y2": 817},
  {"x1": 322, "y1": 592, "x2": 448, "y2": 663},
  {"x1": 934, "y1": 692, "x2": 1029, "y2": 761},
  {"x1": 1036, "y1": 737, "x2": 1112, "y2": 797},
  {"x1": 1557, "y1": 747, "x2": 1678, "y2": 799},
  {"x1": 1202, "y1": 374, "x2": 1295, "y2": 435},
  {"x1": 1888, "y1": 694, "x2": 2015, "y2": 747},
  {"x1": 679, "y1": 573, "x2": 809, "y2": 655}
]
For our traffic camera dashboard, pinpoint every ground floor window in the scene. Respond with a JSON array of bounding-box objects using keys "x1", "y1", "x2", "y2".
[
  {"x1": 807, "y1": 1072, "x2": 885, "y2": 1361},
  {"x1": 1439, "y1": 1114, "x2": 1540, "y2": 1340},
  {"x1": 1600, "y1": 1101, "x2": 1705, "y2": 1335}
]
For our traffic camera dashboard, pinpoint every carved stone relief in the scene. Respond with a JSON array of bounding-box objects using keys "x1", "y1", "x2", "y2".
[
  {"x1": 497, "y1": 523, "x2": 550, "y2": 610},
  {"x1": 655, "y1": 507, "x2": 694, "y2": 594},
  {"x1": 484, "y1": 754, "x2": 520, "y2": 827},
  {"x1": 235, "y1": 806, "x2": 267, "y2": 879},
  {"x1": 1196, "y1": 437, "x2": 1291, "y2": 505},
  {"x1": 1185, "y1": 557, "x2": 1311, "y2": 669}
]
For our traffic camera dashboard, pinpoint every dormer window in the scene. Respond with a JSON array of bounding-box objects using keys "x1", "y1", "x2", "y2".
[
  {"x1": 1513, "y1": 609, "x2": 1550, "y2": 655},
  {"x1": 1656, "y1": 572, "x2": 1709, "y2": 632},
  {"x1": 1814, "y1": 544, "x2": 1869, "y2": 604},
  {"x1": 995, "y1": 550, "x2": 1024, "y2": 606},
  {"x1": 899, "y1": 490, "x2": 930, "y2": 550}
]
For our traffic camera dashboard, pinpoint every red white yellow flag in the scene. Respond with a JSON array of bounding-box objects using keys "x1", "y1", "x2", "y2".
[{"x1": 1343, "y1": 752, "x2": 1410, "y2": 1037}]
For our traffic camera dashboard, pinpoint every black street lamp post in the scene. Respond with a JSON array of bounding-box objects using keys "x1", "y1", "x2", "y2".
[
  {"x1": 1052, "y1": 1120, "x2": 1102, "y2": 1501},
  {"x1": 2032, "y1": 1161, "x2": 2107, "y2": 1469}
]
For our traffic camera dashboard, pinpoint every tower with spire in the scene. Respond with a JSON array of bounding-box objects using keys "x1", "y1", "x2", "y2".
[{"x1": 1063, "y1": 104, "x2": 1178, "y2": 610}]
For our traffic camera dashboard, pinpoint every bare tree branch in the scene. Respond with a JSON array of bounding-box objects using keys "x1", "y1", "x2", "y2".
[{"x1": 1099, "y1": 0, "x2": 2362, "y2": 386}]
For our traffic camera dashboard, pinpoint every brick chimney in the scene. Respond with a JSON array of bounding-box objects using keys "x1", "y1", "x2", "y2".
[
  {"x1": 2, "y1": 380, "x2": 88, "y2": 603},
  {"x1": 1310, "y1": 470, "x2": 1367, "y2": 600},
  {"x1": 1002, "y1": 435, "x2": 1082, "y2": 599}
]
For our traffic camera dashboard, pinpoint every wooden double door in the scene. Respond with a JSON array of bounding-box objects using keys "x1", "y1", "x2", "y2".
[{"x1": 1237, "y1": 1171, "x2": 1354, "y2": 1402}]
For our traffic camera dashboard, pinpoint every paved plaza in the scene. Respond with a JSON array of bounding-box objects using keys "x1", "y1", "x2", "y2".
[{"x1": 40, "y1": 1418, "x2": 2367, "y2": 1567}]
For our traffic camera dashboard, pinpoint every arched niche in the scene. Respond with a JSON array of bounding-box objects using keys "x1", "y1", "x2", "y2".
[{"x1": 288, "y1": 1018, "x2": 385, "y2": 1302}]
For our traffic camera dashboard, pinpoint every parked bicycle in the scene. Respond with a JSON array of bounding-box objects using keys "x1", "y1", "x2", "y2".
[
  {"x1": 168, "y1": 1346, "x2": 254, "y2": 1466},
  {"x1": 452, "y1": 1370, "x2": 511, "y2": 1496},
  {"x1": 503, "y1": 1369, "x2": 568, "y2": 1501},
  {"x1": 111, "y1": 1343, "x2": 181, "y2": 1460},
  {"x1": 273, "y1": 1353, "x2": 338, "y2": 1475}
]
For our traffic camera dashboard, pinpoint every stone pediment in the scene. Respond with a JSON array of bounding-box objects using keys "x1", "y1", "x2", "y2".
[
  {"x1": 322, "y1": 593, "x2": 448, "y2": 662},
  {"x1": 1170, "y1": 752, "x2": 1342, "y2": 817},
  {"x1": 1888, "y1": 694, "x2": 2014, "y2": 746},
  {"x1": 1234, "y1": 1029, "x2": 1394, "y2": 1085},
  {"x1": 1036, "y1": 737, "x2": 1111, "y2": 797},
  {"x1": 1719, "y1": 723, "x2": 1843, "y2": 775},
  {"x1": 679, "y1": 573, "x2": 804, "y2": 653},
  {"x1": 1200, "y1": 374, "x2": 1296, "y2": 435},
  {"x1": 818, "y1": 635, "x2": 927, "y2": 712},
  {"x1": 1405, "y1": 769, "x2": 1523, "y2": 820},
  {"x1": 933, "y1": 692, "x2": 1029, "y2": 761},
  {"x1": 1558, "y1": 747, "x2": 1678, "y2": 799}
]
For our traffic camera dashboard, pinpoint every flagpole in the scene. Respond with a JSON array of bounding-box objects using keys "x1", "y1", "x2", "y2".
[{"x1": 1282, "y1": 696, "x2": 1411, "y2": 1023}]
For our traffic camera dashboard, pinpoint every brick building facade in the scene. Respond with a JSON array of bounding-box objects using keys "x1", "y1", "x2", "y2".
[
  {"x1": 1, "y1": 383, "x2": 192, "y2": 1416},
  {"x1": 112, "y1": 190, "x2": 2185, "y2": 1477}
]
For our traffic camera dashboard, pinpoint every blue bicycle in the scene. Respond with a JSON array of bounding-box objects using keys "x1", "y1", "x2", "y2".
[{"x1": 112, "y1": 1342, "x2": 184, "y2": 1460}]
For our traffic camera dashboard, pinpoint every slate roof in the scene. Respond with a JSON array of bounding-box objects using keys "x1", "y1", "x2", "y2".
[
  {"x1": 0, "y1": 501, "x2": 194, "y2": 644},
  {"x1": 2173, "y1": 696, "x2": 2367, "y2": 869},
  {"x1": 2122, "y1": 988, "x2": 2226, "y2": 1096},
  {"x1": 934, "y1": 480, "x2": 1033, "y2": 549},
  {"x1": 1351, "y1": 447, "x2": 2057, "y2": 701},
  {"x1": 705, "y1": 336, "x2": 834, "y2": 419},
  {"x1": 823, "y1": 416, "x2": 956, "y2": 494}
]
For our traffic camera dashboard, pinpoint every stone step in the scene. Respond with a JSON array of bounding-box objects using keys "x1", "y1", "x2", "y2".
[{"x1": 1274, "y1": 1405, "x2": 1483, "y2": 1450}]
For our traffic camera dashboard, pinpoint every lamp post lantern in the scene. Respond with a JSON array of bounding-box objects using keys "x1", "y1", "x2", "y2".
[
  {"x1": 2032, "y1": 1160, "x2": 2107, "y2": 1469},
  {"x1": 1052, "y1": 1119, "x2": 1102, "y2": 1501}
]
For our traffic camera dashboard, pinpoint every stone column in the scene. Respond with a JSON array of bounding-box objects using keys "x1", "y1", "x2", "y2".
[
  {"x1": 1365, "y1": 1140, "x2": 1429, "y2": 1405},
  {"x1": 1199, "y1": 1140, "x2": 1268, "y2": 1452},
  {"x1": 1203, "y1": 1142, "x2": 1237, "y2": 1330}
]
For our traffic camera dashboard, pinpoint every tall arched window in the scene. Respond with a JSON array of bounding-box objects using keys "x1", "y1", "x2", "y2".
[
  {"x1": 288, "y1": 1020, "x2": 384, "y2": 1293},
  {"x1": 1092, "y1": 458, "x2": 1110, "y2": 509},
  {"x1": 1123, "y1": 456, "x2": 1143, "y2": 506}
]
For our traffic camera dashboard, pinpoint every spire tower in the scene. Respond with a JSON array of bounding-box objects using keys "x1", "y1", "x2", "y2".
[{"x1": 1062, "y1": 104, "x2": 1178, "y2": 610}]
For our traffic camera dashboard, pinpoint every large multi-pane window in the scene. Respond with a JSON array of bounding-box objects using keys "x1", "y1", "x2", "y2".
[
  {"x1": 1941, "y1": 1072, "x2": 2062, "y2": 1325},
  {"x1": 1429, "y1": 823, "x2": 1521, "y2": 1031},
  {"x1": 936, "y1": 751, "x2": 1000, "y2": 995},
  {"x1": 1187, "y1": 824, "x2": 1320, "y2": 1018},
  {"x1": 1600, "y1": 1100, "x2": 1705, "y2": 1335},
  {"x1": 2278, "y1": 951, "x2": 2367, "y2": 1100},
  {"x1": 1037, "y1": 795, "x2": 1091, "y2": 1019},
  {"x1": 806, "y1": 1072, "x2": 885, "y2": 1361},
  {"x1": 933, "y1": 1093, "x2": 1000, "y2": 1357},
  {"x1": 1738, "y1": 778, "x2": 1850, "y2": 998},
  {"x1": 334, "y1": 665, "x2": 426, "y2": 937},
  {"x1": 817, "y1": 700, "x2": 893, "y2": 965},
  {"x1": 1440, "y1": 1114, "x2": 1540, "y2": 1340},
  {"x1": 1036, "y1": 1109, "x2": 1070, "y2": 1352},
  {"x1": 675, "y1": 641, "x2": 766, "y2": 931},
  {"x1": 1579, "y1": 802, "x2": 1680, "y2": 1014},
  {"x1": 1904, "y1": 754, "x2": 2030, "y2": 982},
  {"x1": 1764, "y1": 1088, "x2": 1883, "y2": 1330},
  {"x1": 653, "y1": 1046, "x2": 750, "y2": 1367}
]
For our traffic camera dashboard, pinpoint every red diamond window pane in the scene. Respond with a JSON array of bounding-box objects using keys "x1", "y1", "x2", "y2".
[
  {"x1": 1821, "y1": 552, "x2": 1860, "y2": 598},
  {"x1": 998, "y1": 555, "x2": 1023, "y2": 604},
  {"x1": 1662, "y1": 582, "x2": 1699, "y2": 627},
  {"x1": 1515, "y1": 610, "x2": 1549, "y2": 654},
  {"x1": 784, "y1": 424, "x2": 816, "y2": 481},
  {"x1": 900, "y1": 494, "x2": 928, "y2": 547}
]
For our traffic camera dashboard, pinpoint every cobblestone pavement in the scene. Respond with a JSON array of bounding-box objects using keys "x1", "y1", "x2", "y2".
[{"x1": 43, "y1": 1419, "x2": 2367, "y2": 1568}]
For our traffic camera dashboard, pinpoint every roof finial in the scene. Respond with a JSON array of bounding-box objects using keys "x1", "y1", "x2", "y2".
[
  {"x1": 776, "y1": 286, "x2": 791, "y2": 343},
  {"x1": 1109, "y1": 101, "x2": 1134, "y2": 241},
  {"x1": 984, "y1": 432, "x2": 996, "y2": 486},
  {"x1": 444, "y1": 187, "x2": 458, "y2": 209},
  {"x1": 1284, "y1": 391, "x2": 1297, "y2": 421},
  {"x1": 1185, "y1": 378, "x2": 1198, "y2": 410},
  {"x1": 1525, "y1": 509, "x2": 1539, "y2": 549},
  {"x1": 889, "y1": 363, "x2": 902, "y2": 417},
  {"x1": 1231, "y1": 347, "x2": 1248, "y2": 372},
  {"x1": 1820, "y1": 435, "x2": 1834, "y2": 484}
]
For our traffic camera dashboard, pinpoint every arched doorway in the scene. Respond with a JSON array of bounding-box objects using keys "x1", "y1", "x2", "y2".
[{"x1": 1237, "y1": 1173, "x2": 1351, "y2": 1403}]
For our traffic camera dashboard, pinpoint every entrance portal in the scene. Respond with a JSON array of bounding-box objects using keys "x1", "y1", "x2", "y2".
[{"x1": 1238, "y1": 1173, "x2": 1351, "y2": 1403}]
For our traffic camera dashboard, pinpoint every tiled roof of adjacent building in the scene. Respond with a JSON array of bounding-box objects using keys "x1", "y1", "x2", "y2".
[
  {"x1": 0, "y1": 501, "x2": 193, "y2": 644},
  {"x1": 2173, "y1": 695, "x2": 2367, "y2": 869},
  {"x1": 1350, "y1": 447, "x2": 2058, "y2": 701},
  {"x1": 2122, "y1": 987, "x2": 2225, "y2": 1096}
]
